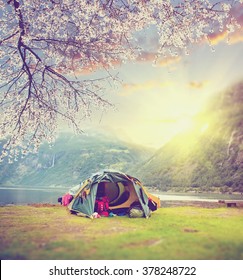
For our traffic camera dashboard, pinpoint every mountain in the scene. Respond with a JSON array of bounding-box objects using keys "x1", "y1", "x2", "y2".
[
  {"x1": 0, "y1": 131, "x2": 154, "y2": 187},
  {"x1": 132, "y1": 81, "x2": 243, "y2": 193},
  {"x1": 1, "y1": 82, "x2": 242, "y2": 192}
]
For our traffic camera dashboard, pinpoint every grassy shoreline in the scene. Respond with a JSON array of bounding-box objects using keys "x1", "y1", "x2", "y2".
[{"x1": 1, "y1": 204, "x2": 243, "y2": 260}]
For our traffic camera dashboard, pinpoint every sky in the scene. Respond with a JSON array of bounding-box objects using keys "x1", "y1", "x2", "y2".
[
  {"x1": 78, "y1": 30, "x2": 243, "y2": 149},
  {"x1": 56, "y1": 3, "x2": 243, "y2": 149},
  {"x1": 1, "y1": 1, "x2": 243, "y2": 151}
]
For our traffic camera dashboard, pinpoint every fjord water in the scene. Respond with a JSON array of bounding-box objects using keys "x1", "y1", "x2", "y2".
[
  {"x1": 0, "y1": 186, "x2": 68, "y2": 205},
  {"x1": 0, "y1": 186, "x2": 242, "y2": 205}
]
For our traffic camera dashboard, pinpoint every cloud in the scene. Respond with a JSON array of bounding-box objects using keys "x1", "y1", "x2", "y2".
[
  {"x1": 188, "y1": 81, "x2": 208, "y2": 90},
  {"x1": 137, "y1": 51, "x2": 181, "y2": 66},
  {"x1": 153, "y1": 118, "x2": 177, "y2": 123},
  {"x1": 157, "y1": 55, "x2": 181, "y2": 66},
  {"x1": 120, "y1": 80, "x2": 172, "y2": 96},
  {"x1": 207, "y1": 31, "x2": 228, "y2": 45},
  {"x1": 120, "y1": 81, "x2": 155, "y2": 96},
  {"x1": 137, "y1": 51, "x2": 157, "y2": 62},
  {"x1": 208, "y1": 29, "x2": 243, "y2": 45},
  {"x1": 207, "y1": 4, "x2": 243, "y2": 45}
]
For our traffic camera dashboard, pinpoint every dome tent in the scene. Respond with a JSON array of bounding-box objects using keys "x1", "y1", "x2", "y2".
[{"x1": 67, "y1": 170, "x2": 160, "y2": 218}]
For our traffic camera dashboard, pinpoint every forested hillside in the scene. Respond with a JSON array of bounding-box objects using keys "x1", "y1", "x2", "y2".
[
  {"x1": 133, "y1": 82, "x2": 243, "y2": 193},
  {"x1": 1, "y1": 82, "x2": 242, "y2": 192},
  {"x1": 0, "y1": 132, "x2": 153, "y2": 187}
]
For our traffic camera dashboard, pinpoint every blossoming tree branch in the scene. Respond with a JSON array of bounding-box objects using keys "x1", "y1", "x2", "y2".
[{"x1": 0, "y1": 0, "x2": 241, "y2": 161}]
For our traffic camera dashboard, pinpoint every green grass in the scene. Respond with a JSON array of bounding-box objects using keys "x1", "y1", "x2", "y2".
[{"x1": 0, "y1": 205, "x2": 243, "y2": 260}]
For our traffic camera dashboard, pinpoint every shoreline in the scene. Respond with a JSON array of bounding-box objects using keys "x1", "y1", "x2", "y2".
[
  {"x1": 160, "y1": 200, "x2": 243, "y2": 208},
  {"x1": 1, "y1": 199, "x2": 243, "y2": 209}
]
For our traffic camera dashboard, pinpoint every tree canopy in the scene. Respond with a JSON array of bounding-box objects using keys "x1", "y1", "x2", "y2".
[{"x1": 0, "y1": 0, "x2": 242, "y2": 161}]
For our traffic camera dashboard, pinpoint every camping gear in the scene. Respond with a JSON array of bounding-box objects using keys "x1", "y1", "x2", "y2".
[
  {"x1": 128, "y1": 201, "x2": 151, "y2": 218},
  {"x1": 92, "y1": 212, "x2": 101, "y2": 219},
  {"x1": 148, "y1": 198, "x2": 157, "y2": 211},
  {"x1": 62, "y1": 193, "x2": 73, "y2": 206},
  {"x1": 66, "y1": 170, "x2": 160, "y2": 218},
  {"x1": 128, "y1": 205, "x2": 145, "y2": 218},
  {"x1": 95, "y1": 196, "x2": 110, "y2": 216}
]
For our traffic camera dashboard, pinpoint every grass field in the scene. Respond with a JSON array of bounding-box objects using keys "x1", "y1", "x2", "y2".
[{"x1": 0, "y1": 204, "x2": 243, "y2": 260}]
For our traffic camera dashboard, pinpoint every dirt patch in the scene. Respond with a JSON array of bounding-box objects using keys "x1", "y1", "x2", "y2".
[
  {"x1": 125, "y1": 239, "x2": 163, "y2": 248},
  {"x1": 28, "y1": 203, "x2": 60, "y2": 208},
  {"x1": 183, "y1": 228, "x2": 199, "y2": 233},
  {"x1": 161, "y1": 200, "x2": 224, "y2": 208},
  {"x1": 97, "y1": 223, "x2": 135, "y2": 235}
]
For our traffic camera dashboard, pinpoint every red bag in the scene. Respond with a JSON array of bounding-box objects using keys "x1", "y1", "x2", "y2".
[
  {"x1": 100, "y1": 211, "x2": 109, "y2": 217},
  {"x1": 96, "y1": 200, "x2": 105, "y2": 213},
  {"x1": 95, "y1": 196, "x2": 110, "y2": 215},
  {"x1": 62, "y1": 193, "x2": 73, "y2": 206},
  {"x1": 102, "y1": 196, "x2": 109, "y2": 211}
]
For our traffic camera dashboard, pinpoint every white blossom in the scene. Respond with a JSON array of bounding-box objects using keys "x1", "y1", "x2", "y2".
[{"x1": 0, "y1": 0, "x2": 241, "y2": 160}]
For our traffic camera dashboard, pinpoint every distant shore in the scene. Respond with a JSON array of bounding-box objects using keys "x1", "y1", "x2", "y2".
[{"x1": 161, "y1": 200, "x2": 224, "y2": 208}]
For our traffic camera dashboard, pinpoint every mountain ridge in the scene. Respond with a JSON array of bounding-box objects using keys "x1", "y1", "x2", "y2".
[
  {"x1": 0, "y1": 132, "x2": 154, "y2": 187},
  {"x1": 131, "y1": 81, "x2": 243, "y2": 193},
  {"x1": 1, "y1": 81, "x2": 242, "y2": 192}
]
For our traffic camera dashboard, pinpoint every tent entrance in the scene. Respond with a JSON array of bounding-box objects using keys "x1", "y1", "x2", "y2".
[
  {"x1": 96, "y1": 181, "x2": 142, "y2": 210},
  {"x1": 96, "y1": 181, "x2": 132, "y2": 207}
]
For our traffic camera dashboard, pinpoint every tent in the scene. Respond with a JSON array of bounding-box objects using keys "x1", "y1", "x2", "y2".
[{"x1": 67, "y1": 170, "x2": 160, "y2": 218}]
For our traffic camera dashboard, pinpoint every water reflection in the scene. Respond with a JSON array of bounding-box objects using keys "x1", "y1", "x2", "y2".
[
  {"x1": 0, "y1": 187, "x2": 68, "y2": 205},
  {"x1": 154, "y1": 192, "x2": 243, "y2": 202},
  {"x1": 0, "y1": 187, "x2": 242, "y2": 205}
]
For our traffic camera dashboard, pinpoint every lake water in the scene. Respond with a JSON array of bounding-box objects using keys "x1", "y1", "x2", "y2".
[
  {"x1": 0, "y1": 187, "x2": 68, "y2": 205},
  {"x1": 154, "y1": 192, "x2": 243, "y2": 202},
  {"x1": 0, "y1": 186, "x2": 242, "y2": 205}
]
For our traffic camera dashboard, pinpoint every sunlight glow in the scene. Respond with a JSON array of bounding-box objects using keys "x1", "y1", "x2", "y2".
[
  {"x1": 82, "y1": 39, "x2": 243, "y2": 149},
  {"x1": 176, "y1": 117, "x2": 194, "y2": 132},
  {"x1": 200, "y1": 123, "x2": 209, "y2": 134}
]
